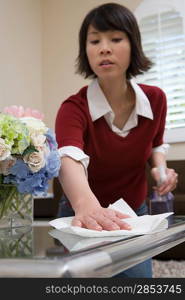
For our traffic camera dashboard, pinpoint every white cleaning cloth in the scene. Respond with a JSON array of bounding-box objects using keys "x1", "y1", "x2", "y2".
[
  {"x1": 49, "y1": 199, "x2": 173, "y2": 238},
  {"x1": 49, "y1": 229, "x2": 126, "y2": 252}
]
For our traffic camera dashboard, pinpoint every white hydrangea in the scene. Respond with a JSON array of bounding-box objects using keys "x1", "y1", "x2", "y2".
[
  {"x1": 0, "y1": 138, "x2": 11, "y2": 161},
  {"x1": 20, "y1": 117, "x2": 48, "y2": 135}
]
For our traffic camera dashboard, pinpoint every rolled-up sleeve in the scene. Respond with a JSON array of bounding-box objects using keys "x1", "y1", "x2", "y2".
[
  {"x1": 152, "y1": 143, "x2": 170, "y2": 155},
  {"x1": 58, "y1": 146, "x2": 89, "y2": 176}
]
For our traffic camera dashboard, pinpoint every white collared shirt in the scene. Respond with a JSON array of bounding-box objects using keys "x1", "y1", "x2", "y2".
[{"x1": 58, "y1": 79, "x2": 169, "y2": 170}]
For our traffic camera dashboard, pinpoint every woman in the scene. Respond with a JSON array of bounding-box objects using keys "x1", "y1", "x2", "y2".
[{"x1": 55, "y1": 3, "x2": 177, "y2": 277}]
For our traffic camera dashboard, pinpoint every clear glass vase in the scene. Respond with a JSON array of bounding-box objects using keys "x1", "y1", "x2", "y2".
[
  {"x1": 0, "y1": 184, "x2": 33, "y2": 236},
  {"x1": 0, "y1": 227, "x2": 33, "y2": 258}
]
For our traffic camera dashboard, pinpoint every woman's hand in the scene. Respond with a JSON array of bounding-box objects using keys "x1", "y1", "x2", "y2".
[
  {"x1": 60, "y1": 156, "x2": 131, "y2": 231},
  {"x1": 151, "y1": 167, "x2": 178, "y2": 195},
  {"x1": 72, "y1": 203, "x2": 132, "y2": 231}
]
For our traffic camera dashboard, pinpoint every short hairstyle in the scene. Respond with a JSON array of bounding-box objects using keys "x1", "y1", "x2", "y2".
[{"x1": 76, "y1": 2, "x2": 152, "y2": 79}]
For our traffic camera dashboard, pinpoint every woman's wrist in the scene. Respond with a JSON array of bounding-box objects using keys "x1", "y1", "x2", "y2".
[{"x1": 72, "y1": 194, "x2": 100, "y2": 214}]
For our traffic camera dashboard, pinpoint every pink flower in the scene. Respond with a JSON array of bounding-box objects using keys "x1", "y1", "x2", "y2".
[
  {"x1": 3, "y1": 105, "x2": 44, "y2": 120},
  {"x1": 3, "y1": 105, "x2": 24, "y2": 118}
]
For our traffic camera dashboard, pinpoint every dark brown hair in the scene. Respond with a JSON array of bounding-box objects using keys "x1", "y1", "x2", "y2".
[{"x1": 76, "y1": 2, "x2": 152, "y2": 79}]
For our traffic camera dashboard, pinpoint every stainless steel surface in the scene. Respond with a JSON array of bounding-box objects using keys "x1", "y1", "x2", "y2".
[
  {"x1": 0, "y1": 220, "x2": 185, "y2": 277},
  {"x1": 0, "y1": 251, "x2": 112, "y2": 278},
  {"x1": 58, "y1": 222, "x2": 185, "y2": 277}
]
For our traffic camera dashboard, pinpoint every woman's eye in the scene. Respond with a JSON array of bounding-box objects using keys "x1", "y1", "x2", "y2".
[
  {"x1": 90, "y1": 40, "x2": 99, "y2": 44},
  {"x1": 112, "y1": 38, "x2": 122, "y2": 43}
]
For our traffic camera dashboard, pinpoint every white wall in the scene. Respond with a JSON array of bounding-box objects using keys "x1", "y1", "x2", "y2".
[{"x1": 0, "y1": 0, "x2": 42, "y2": 112}]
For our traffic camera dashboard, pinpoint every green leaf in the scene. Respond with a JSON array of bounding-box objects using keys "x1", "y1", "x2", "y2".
[{"x1": 23, "y1": 145, "x2": 38, "y2": 156}]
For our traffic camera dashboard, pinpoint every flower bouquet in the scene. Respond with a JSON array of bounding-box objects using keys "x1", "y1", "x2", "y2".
[{"x1": 0, "y1": 105, "x2": 61, "y2": 231}]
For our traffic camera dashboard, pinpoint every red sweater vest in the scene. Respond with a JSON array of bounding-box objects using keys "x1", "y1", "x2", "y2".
[{"x1": 55, "y1": 84, "x2": 167, "y2": 210}]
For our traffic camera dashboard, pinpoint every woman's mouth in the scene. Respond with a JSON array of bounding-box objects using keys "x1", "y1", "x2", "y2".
[{"x1": 99, "y1": 60, "x2": 114, "y2": 67}]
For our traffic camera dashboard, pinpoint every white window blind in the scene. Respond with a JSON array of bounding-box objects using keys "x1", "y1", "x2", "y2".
[{"x1": 136, "y1": 7, "x2": 185, "y2": 142}]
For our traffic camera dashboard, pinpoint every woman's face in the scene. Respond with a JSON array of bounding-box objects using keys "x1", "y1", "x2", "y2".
[{"x1": 86, "y1": 25, "x2": 131, "y2": 81}]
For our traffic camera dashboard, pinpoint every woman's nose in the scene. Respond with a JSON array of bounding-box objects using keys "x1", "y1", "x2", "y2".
[{"x1": 99, "y1": 41, "x2": 112, "y2": 54}]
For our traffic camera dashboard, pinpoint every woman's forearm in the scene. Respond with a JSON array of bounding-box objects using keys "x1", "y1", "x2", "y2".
[
  {"x1": 58, "y1": 156, "x2": 100, "y2": 213},
  {"x1": 148, "y1": 151, "x2": 167, "y2": 168}
]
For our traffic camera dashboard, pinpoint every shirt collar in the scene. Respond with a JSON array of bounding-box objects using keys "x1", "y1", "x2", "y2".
[{"x1": 87, "y1": 78, "x2": 153, "y2": 122}]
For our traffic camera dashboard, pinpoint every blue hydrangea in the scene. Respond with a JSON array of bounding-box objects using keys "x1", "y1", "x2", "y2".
[
  {"x1": 9, "y1": 159, "x2": 30, "y2": 178},
  {"x1": 45, "y1": 150, "x2": 61, "y2": 179},
  {"x1": 45, "y1": 129, "x2": 58, "y2": 151}
]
